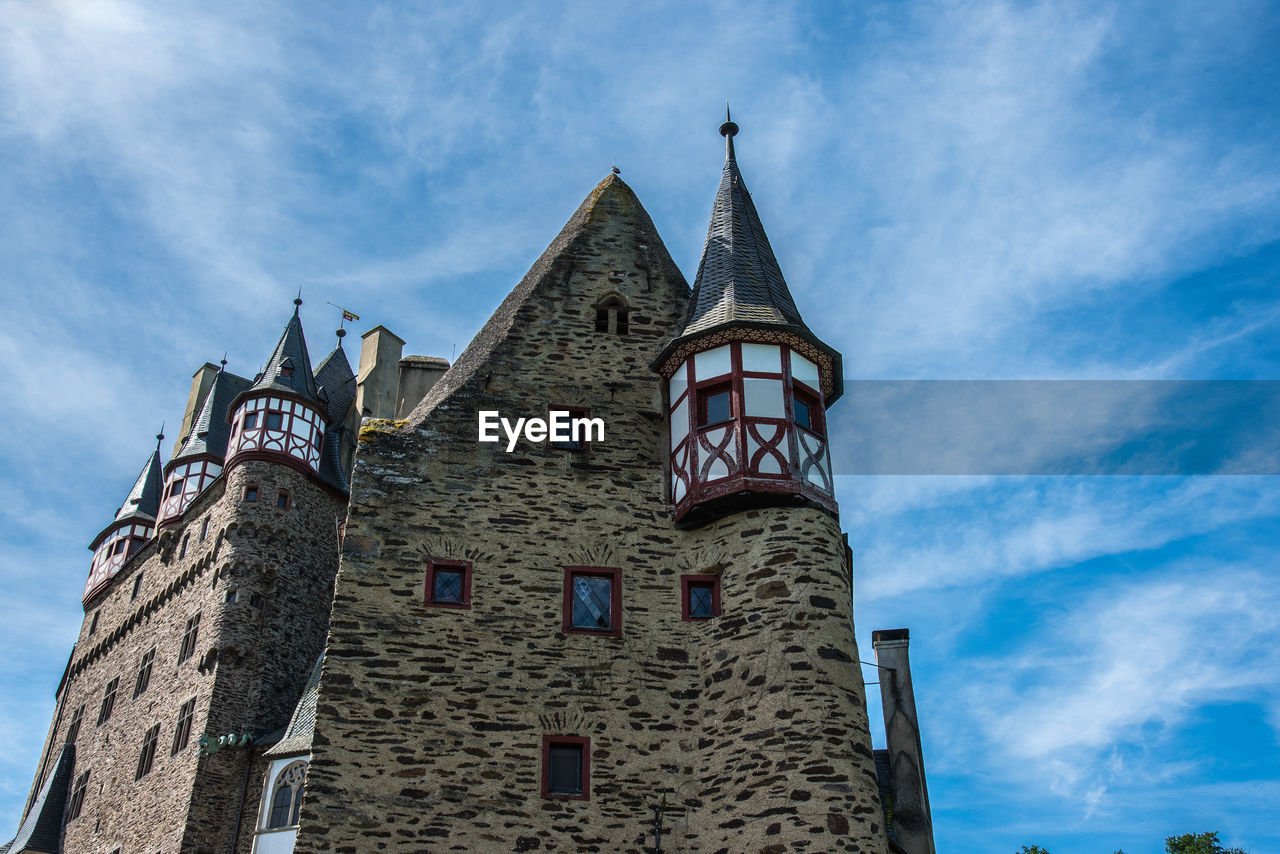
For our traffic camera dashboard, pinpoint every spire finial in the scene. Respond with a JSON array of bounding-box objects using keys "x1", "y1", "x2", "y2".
[
  {"x1": 294, "y1": 286, "x2": 303, "y2": 314},
  {"x1": 719, "y1": 102, "x2": 738, "y2": 161},
  {"x1": 220, "y1": 351, "x2": 228, "y2": 371},
  {"x1": 336, "y1": 327, "x2": 347, "y2": 344},
  {"x1": 156, "y1": 422, "x2": 165, "y2": 446}
]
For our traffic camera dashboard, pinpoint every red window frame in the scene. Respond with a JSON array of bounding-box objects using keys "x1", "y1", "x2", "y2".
[
  {"x1": 167, "y1": 478, "x2": 184, "y2": 498},
  {"x1": 265, "y1": 410, "x2": 284, "y2": 430},
  {"x1": 243, "y1": 412, "x2": 258, "y2": 431},
  {"x1": 423, "y1": 558, "x2": 472, "y2": 609},
  {"x1": 792, "y1": 384, "x2": 825, "y2": 438},
  {"x1": 681, "y1": 574, "x2": 721, "y2": 621},
  {"x1": 541, "y1": 735, "x2": 590, "y2": 800},
  {"x1": 562, "y1": 567, "x2": 622, "y2": 637},
  {"x1": 697, "y1": 381, "x2": 734, "y2": 428},
  {"x1": 242, "y1": 484, "x2": 258, "y2": 502}
]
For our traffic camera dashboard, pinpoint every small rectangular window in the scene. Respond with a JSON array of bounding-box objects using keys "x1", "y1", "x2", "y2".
[
  {"x1": 66, "y1": 704, "x2": 86, "y2": 745},
  {"x1": 698, "y1": 383, "x2": 733, "y2": 427},
  {"x1": 199, "y1": 517, "x2": 210, "y2": 542},
  {"x1": 167, "y1": 478, "x2": 184, "y2": 498},
  {"x1": 243, "y1": 484, "x2": 258, "y2": 502},
  {"x1": 549, "y1": 407, "x2": 593, "y2": 451},
  {"x1": 133, "y1": 647, "x2": 156, "y2": 698},
  {"x1": 280, "y1": 365, "x2": 293, "y2": 378},
  {"x1": 178, "y1": 613, "x2": 201, "y2": 664},
  {"x1": 179, "y1": 533, "x2": 189, "y2": 559},
  {"x1": 243, "y1": 412, "x2": 258, "y2": 431},
  {"x1": 424, "y1": 559, "x2": 472, "y2": 609},
  {"x1": 135, "y1": 723, "x2": 160, "y2": 780},
  {"x1": 681, "y1": 574, "x2": 721, "y2": 621},
  {"x1": 265, "y1": 411, "x2": 283, "y2": 430},
  {"x1": 563, "y1": 567, "x2": 622, "y2": 636},
  {"x1": 793, "y1": 388, "x2": 823, "y2": 436},
  {"x1": 97, "y1": 677, "x2": 119, "y2": 726},
  {"x1": 542, "y1": 735, "x2": 590, "y2": 799},
  {"x1": 276, "y1": 490, "x2": 290, "y2": 510},
  {"x1": 89, "y1": 610, "x2": 100, "y2": 635},
  {"x1": 249, "y1": 592, "x2": 264, "y2": 608},
  {"x1": 131, "y1": 572, "x2": 144, "y2": 600},
  {"x1": 67, "y1": 770, "x2": 90, "y2": 820},
  {"x1": 172, "y1": 696, "x2": 196, "y2": 754},
  {"x1": 112, "y1": 539, "x2": 127, "y2": 556},
  {"x1": 225, "y1": 588, "x2": 238, "y2": 604}
]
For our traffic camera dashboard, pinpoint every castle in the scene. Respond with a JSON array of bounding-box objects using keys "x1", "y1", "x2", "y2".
[{"x1": 4, "y1": 120, "x2": 933, "y2": 854}]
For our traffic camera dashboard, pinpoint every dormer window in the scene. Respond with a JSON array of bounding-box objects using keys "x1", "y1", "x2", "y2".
[
  {"x1": 280, "y1": 365, "x2": 293, "y2": 378},
  {"x1": 594, "y1": 293, "x2": 630, "y2": 335}
]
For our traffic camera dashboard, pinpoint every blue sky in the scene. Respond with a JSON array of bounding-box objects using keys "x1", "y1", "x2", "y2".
[{"x1": 2, "y1": 1, "x2": 1278, "y2": 851}]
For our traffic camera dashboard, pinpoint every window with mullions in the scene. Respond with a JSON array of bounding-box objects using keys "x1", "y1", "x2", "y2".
[
  {"x1": 563, "y1": 567, "x2": 622, "y2": 637},
  {"x1": 265, "y1": 411, "x2": 283, "y2": 430},
  {"x1": 178, "y1": 613, "x2": 201, "y2": 663},
  {"x1": 172, "y1": 696, "x2": 196, "y2": 754},
  {"x1": 424, "y1": 559, "x2": 471, "y2": 609},
  {"x1": 243, "y1": 412, "x2": 258, "y2": 431},
  {"x1": 681, "y1": 575, "x2": 721, "y2": 621},
  {"x1": 542, "y1": 735, "x2": 590, "y2": 799},
  {"x1": 133, "y1": 647, "x2": 156, "y2": 698},
  {"x1": 135, "y1": 723, "x2": 160, "y2": 780},
  {"x1": 167, "y1": 478, "x2": 184, "y2": 498},
  {"x1": 66, "y1": 704, "x2": 85, "y2": 745},
  {"x1": 97, "y1": 677, "x2": 119, "y2": 726},
  {"x1": 266, "y1": 761, "x2": 307, "y2": 829},
  {"x1": 67, "y1": 770, "x2": 90, "y2": 820}
]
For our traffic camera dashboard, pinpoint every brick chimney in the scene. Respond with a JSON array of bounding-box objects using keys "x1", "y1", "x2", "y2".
[{"x1": 872, "y1": 628, "x2": 935, "y2": 854}]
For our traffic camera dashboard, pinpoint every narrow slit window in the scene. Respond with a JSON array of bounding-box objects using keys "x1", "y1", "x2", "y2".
[
  {"x1": 178, "y1": 613, "x2": 201, "y2": 663},
  {"x1": 135, "y1": 723, "x2": 160, "y2": 780},
  {"x1": 133, "y1": 647, "x2": 156, "y2": 698},
  {"x1": 97, "y1": 677, "x2": 119, "y2": 726},
  {"x1": 172, "y1": 696, "x2": 196, "y2": 754},
  {"x1": 131, "y1": 572, "x2": 144, "y2": 600}
]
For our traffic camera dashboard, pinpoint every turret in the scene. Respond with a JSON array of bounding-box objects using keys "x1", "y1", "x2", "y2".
[
  {"x1": 158, "y1": 363, "x2": 252, "y2": 524},
  {"x1": 653, "y1": 113, "x2": 843, "y2": 526},
  {"x1": 224, "y1": 299, "x2": 330, "y2": 479},
  {"x1": 84, "y1": 434, "x2": 164, "y2": 601}
]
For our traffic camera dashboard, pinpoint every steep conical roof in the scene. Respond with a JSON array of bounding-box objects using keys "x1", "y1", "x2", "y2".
[
  {"x1": 169, "y1": 369, "x2": 252, "y2": 469},
  {"x1": 680, "y1": 122, "x2": 809, "y2": 338},
  {"x1": 245, "y1": 302, "x2": 321, "y2": 405},
  {"x1": 114, "y1": 443, "x2": 163, "y2": 523},
  {"x1": 265, "y1": 655, "x2": 324, "y2": 758},
  {"x1": 314, "y1": 340, "x2": 357, "y2": 426}
]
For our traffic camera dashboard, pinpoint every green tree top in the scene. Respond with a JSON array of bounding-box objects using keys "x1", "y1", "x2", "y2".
[{"x1": 1166, "y1": 831, "x2": 1246, "y2": 854}]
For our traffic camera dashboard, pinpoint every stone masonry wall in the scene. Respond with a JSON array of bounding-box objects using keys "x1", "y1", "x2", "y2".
[
  {"x1": 297, "y1": 175, "x2": 886, "y2": 853},
  {"x1": 28, "y1": 453, "x2": 344, "y2": 854}
]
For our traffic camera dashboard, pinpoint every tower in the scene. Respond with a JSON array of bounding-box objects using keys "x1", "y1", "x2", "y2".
[
  {"x1": 297, "y1": 121, "x2": 889, "y2": 853},
  {"x1": 653, "y1": 112, "x2": 841, "y2": 528},
  {"x1": 84, "y1": 437, "x2": 164, "y2": 603}
]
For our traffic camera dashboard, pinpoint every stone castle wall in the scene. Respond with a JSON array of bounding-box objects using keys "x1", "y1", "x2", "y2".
[
  {"x1": 297, "y1": 176, "x2": 886, "y2": 853},
  {"x1": 33, "y1": 456, "x2": 344, "y2": 854}
]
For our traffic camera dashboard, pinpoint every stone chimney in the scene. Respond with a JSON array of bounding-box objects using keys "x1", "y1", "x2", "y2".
[
  {"x1": 872, "y1": 628, "x2": 935, "y2": 854},
  {"x1": 356, "y1": 326, "x2": 405, "y2": 420},
  {"x1": 395, "y1": 356, "x2": 449, "y2": 418},
  {"x1": 173, "y1": 362, "x2": 222, "y2": 456}
]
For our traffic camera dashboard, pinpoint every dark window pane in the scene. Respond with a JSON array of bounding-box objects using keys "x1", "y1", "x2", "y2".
[
  {"x1": 433, "y1": 569, "x2": 463, "y2": 603},
  {"x1": 548, "y1": 745, "x2": 582, "y2": 794},
  {"x1": 572, "y1": 576, "x2": 612, "y2": 629},
  {"x1": 689, "y1": 584, "x2": 714, "y2": 618},
  {"x1": 265, "y1": 412, "x2": 283, "y2": 430},
  {"x1": 269, "y1": 784, "x2": 294, "y2": 828},
  {"x1": 702, "y1": 389, "x2": 732, "y2": 426},
  {"x1": 244, "y1": 413, "x2": 258, "y2": 430},
  {"x1": 794, "y1": 396, "x2": 812, "y2": 431}
]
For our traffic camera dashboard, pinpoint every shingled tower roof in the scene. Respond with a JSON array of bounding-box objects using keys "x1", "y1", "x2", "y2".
[
  {"x1": 314, "y1": 339, "x2": 357, "y2": 427},
  {"x1": 114, "y1": 442, "x2": 163, "y2": 523},
  {"x1": 1, "y1": 744, "x2": 75, "y2": 854},
  {"x1": 168, "y1": 368, "x2": 252, "y2": 470},
  {"x1": 682, "y1": 116, "x2": 808, "y2": 337},
  {"x1": 243, "y1": 300, "x2": 321, "y2": 407},
  {"x1": 655, "y1": 113, "x2": 843, "y2": 401}
]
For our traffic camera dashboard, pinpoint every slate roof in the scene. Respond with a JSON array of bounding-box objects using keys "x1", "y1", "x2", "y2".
[
  {"x1": 114, "y1": 445, "x2": 163, "y2": 523},
  {"x1": 315, "y1": 424, "x2": 349, "y2": 493},
  {"x1": 265, "y1": 656, "x2": 323, "y2": 758},
  {"x1": 2, "y1": 744, "x2": 74, "y2": 853},
  {"x1": 169, "y1": 369, "x2": 252, "y2": 469},
  {"x1": 314, "y1": 343, "x2": 357, "y2": 427},
  {"x1": 240, "y1": 304, "x2": 321, "y2": 408},
  {"x1": 874, "y1": 748, "x2": 899, "y2": 845},
  {"x1": 680, "y1": 130, "x2": 809, "y2": 338}
]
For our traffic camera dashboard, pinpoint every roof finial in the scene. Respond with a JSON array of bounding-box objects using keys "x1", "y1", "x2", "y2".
[
  {"x1": 220, "y1": 351, "x2": 228, "y2": 371},
  {"x1": 156, "y1": 422, "x2": 165, "y2": 446},
  {"x1": 294, "y1": 286, "x2": 303, "y2": 314},
  {"x1": 719, "y1": 102, "x2": 738, "y2": 161},
  {"x1": 336, "y1": 327, "x2": 347, "y2": 344},
  {"x1": 611, "y1": 157, "x2": 620, "y2": 175}
]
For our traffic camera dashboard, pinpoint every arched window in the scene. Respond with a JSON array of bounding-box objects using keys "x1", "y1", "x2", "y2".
[
  {"x1": 266, "y1": 761, "x2": 307, "y2": 829},
  {"x1": 594, "y1": 293, "x2": 630, "y2": 335}
]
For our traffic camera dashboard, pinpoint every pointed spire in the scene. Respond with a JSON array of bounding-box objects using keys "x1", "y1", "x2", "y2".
[
  {"x1": 115, "y1": 441, "x2": 164, "y2": 523},
  {"x1": 678, "y1": 115, "x2": 808, "y2": 338},
  {"x1": 244, "y1": 303, "x2": 321, "y2": 405}
]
